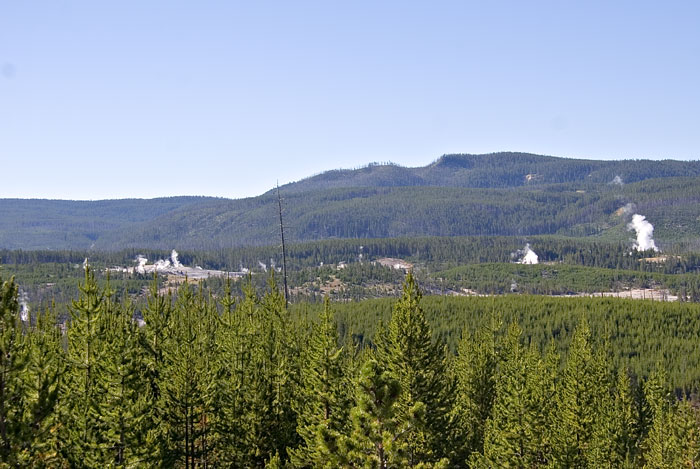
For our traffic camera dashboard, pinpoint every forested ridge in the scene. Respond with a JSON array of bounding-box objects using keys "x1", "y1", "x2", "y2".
[
  {"x1": 274, "y1": 153, "x2": 700, "y2": 193},
  {"x1": 2, "y1": 269, "x2": 700, "y2": 467},
  {"x1": 3, "y1": 153, "x2": 700, "y2": 250}
]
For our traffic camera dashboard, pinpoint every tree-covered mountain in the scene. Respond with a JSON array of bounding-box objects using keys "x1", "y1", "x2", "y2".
[
  {"x1": 272, "y1": 152, "x2": 700, "y2": 193},
  {"x1": 2, "y1": 152, "x2": 700, "y2": 250}
]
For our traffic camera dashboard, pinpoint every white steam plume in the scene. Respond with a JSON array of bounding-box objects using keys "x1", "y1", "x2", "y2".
[
  {"x1": 18, "y1": 288, "x2": 29, "y2": 323},
  {"x1": 154, "y1": 259, "x2": 171, "y2": 271},
  {"x1": 611, "y1": 175, "x2": 623, "y2": 186},
  {"x1": 171, "y1": 250, "x2": 182, "y2": 268},
  {"x1": 516, "y1": 244, "x2": 539, "y2": 264},
  {"x1": 521, "y1": 246, "x2": 539, "y2": 264},
  {"x1": 135, "y1": 255, "x2": 148, "y2": 274},
  {"x1": 628, "y1": 214, "x2": 658, "y2": 251}
]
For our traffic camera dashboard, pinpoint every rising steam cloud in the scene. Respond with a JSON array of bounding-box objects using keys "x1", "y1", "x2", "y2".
[
  {"x1": 515, "y1": 244, "x2": 539, "y2": 264},
  {"x1": 628, "y1": 214, "x2": 658, "y2": 252},
  {"x1": 134, "y1": 250, "x2": 184, "y2": 273},
  {"x1": 18, "y1": 288, "x2": 29, "y2": 323},
  {"x1": 610, "y1": 175, "x2": 624, "y2": 186},
  {"x1": 171, "y1": 250, "x2": 182, "y2": 268},
  {"x1": 136, "y1": 255, "x2": 148, "y2": 274}
]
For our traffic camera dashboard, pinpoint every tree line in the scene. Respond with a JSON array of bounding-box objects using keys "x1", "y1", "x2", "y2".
[{"x1": 6, "y1": 235, "x2": 700, "y2": 274}]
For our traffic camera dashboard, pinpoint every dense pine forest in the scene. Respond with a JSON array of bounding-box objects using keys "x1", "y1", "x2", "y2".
[
  {"x1": 6, "y1": 235, "x2": 700, "y2": 311},
  {"x1": 2, "y1": 268, "x2": 699, "y2": 467}
]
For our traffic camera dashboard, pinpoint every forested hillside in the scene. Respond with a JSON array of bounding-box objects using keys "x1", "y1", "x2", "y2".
[
  {"x1": 0, "y1": 170, "x2": 700, "y2": 250},
  {"x1": 2, "y1": 270, "x2": 699, "y2": 467},
  {"x1": 275, "y1": 152, "x2": 700, "y2": 193},
  {"x1": 0, "y1": 196, "x2": 216, "y2": 250},
  {"x1": 2, "y1": 153, "x2": 700, "y2": 250}
]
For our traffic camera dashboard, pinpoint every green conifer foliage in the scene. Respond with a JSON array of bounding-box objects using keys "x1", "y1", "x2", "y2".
[
  {"x1": 17, "y1": 306, "x2": 65, "y2": 467},
  {"x1": 1, "y1": 264, "x2": 700, "y2": 466},
  {"x1": 340, "y1": 357, "x2": 409, "y2": 468},
  {"x1": 244, "y1": 274, "x2": 300, "y2": 465},
  {"x1": 553, "y1": 319, "x2": 602, "y2": 468},
  {"x1": 630, "y1": 375, "x2": 652, "y2": 464},
  {"x1": 451, "y1": 319, "x2": 499, "y2": 461},
  {"x1": 137, "y1": 274, "x2": 175, "y2": 466},
  {"x1": 375, "y1": 272, "x2": 453, "y2": 466},
  {"x1": 99, "y1": 295, "x2": 150, "y2": 466},
  {"x1": 674, "y1": 400, "x2": 700, "y2": 468},
  {"x1": 588, "y1": 367, "x2": 640, "y2": 468},
  {"x1": 289, "y1": 297, "x2": 351, "y2": 468},
  {"x1": 212, "y1": 278, "x2": 255, "y2": 467},
  {"x1": 0, "y1": 275, "x2": 28, "y2": 465},
  {"x1": 61, "y1": 265, "x2": 110, "y2": 467},
  {"x1": 478, "y1": 325, "x2": 554, "y2": 467},
  {"x1": 159, "y1": 281, "x2": 213, "y2": 468},
  {"x1": 642, "y1": 367, "x2": 700, "y2": 468}
]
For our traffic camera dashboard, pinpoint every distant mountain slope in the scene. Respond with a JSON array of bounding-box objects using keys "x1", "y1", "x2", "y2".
[
  {"x1": 2, "y1": 153, "x2": 700, "y2": 251},
  {"x1": 273, "y1": 152, "x2": 700, "y2": 194},
  {"x1": 96, "y1": 178, "x2": 700, "y2": 250},
  {"x1": 0, "y1": 197, "x2": 218, "y2": 250}
]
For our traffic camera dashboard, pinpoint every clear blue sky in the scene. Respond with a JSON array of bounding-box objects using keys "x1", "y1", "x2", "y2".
[{"x1": 1, "y1": 1, "x2": 699, "y2": 200}]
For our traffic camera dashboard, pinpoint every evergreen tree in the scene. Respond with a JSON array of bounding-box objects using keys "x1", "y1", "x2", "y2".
[
  {"x1": 138, "y1": 274, "x2": 175, "y2": 466},
  {"x1": 630, "y1": 375, "x2": 653, "y2": 464},
  {"x1": 476, "y1": 325, "x2": 555, "y2": 468},
  {"x1": 99, "y1": 294, "x2": 150, "y2": 466},
  {"x1": 451, "y1": 318, "x2": 499, "y2": 462},
  {"x1": 553, "y1": 320, "x2": 603, "y2": 468},
  {"x1": 0, "y1": 275, "x2": 28, "y2": 465},
  {"x1": 674, "y1": 400, "x2": 700, "y2": 468},
  {"x1": 1, "y1": 261, "x2": 700, "y2": 467},
  {"x1": 289, "y1": 297, "x2": 351, "y2": 468},
  {"x1": 212, "y1": 278, "x2": 254, "y2": 467},
  {"x1": 642, "y1": 367, "x2": 700, "y2": 468},
  {"x1": 159, "y1": 281, "x2": 214, "y2": 468},
  {"x1": 375, "y1": 272, "x2": 452, "y2": 466},
  {"x1": 213, "y1": 274, "x2": 301, "y2": 466},
  {"x1": 61, "y1": 265, "x2": 110, "y2": 467},
  {"x1": 587, "y1": 365, "x2": 627, "y2": 468},
  {"x1": 339, "y1": 357, "x2": 410, "y2": 468},
  {"x1": 16, "y1": 306, "x2": 65, "y2": 467},
  {"x1": 252, "y1": 274, "x2": 300, "y2": 465}
]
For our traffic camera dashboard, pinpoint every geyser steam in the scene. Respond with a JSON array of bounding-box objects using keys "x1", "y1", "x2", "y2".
[
  {"x1": 516, "y1": 244, "x2": 539, "y2": 264},
  {"x1": 171, "y1": 250, "x2": 182, "y2": 268},
  {"x1": 628, "y1": 214, "x2": 658, "y2": 252},
  {"x1": 136, "y1": 255, "x2": 148, "y2": 274},
  {"x1": 610, "y1": 175, "x2": 623, "y2": 186},
  {"x1": 18, "y1": 288, "x2": 29, "y2": 323}
]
